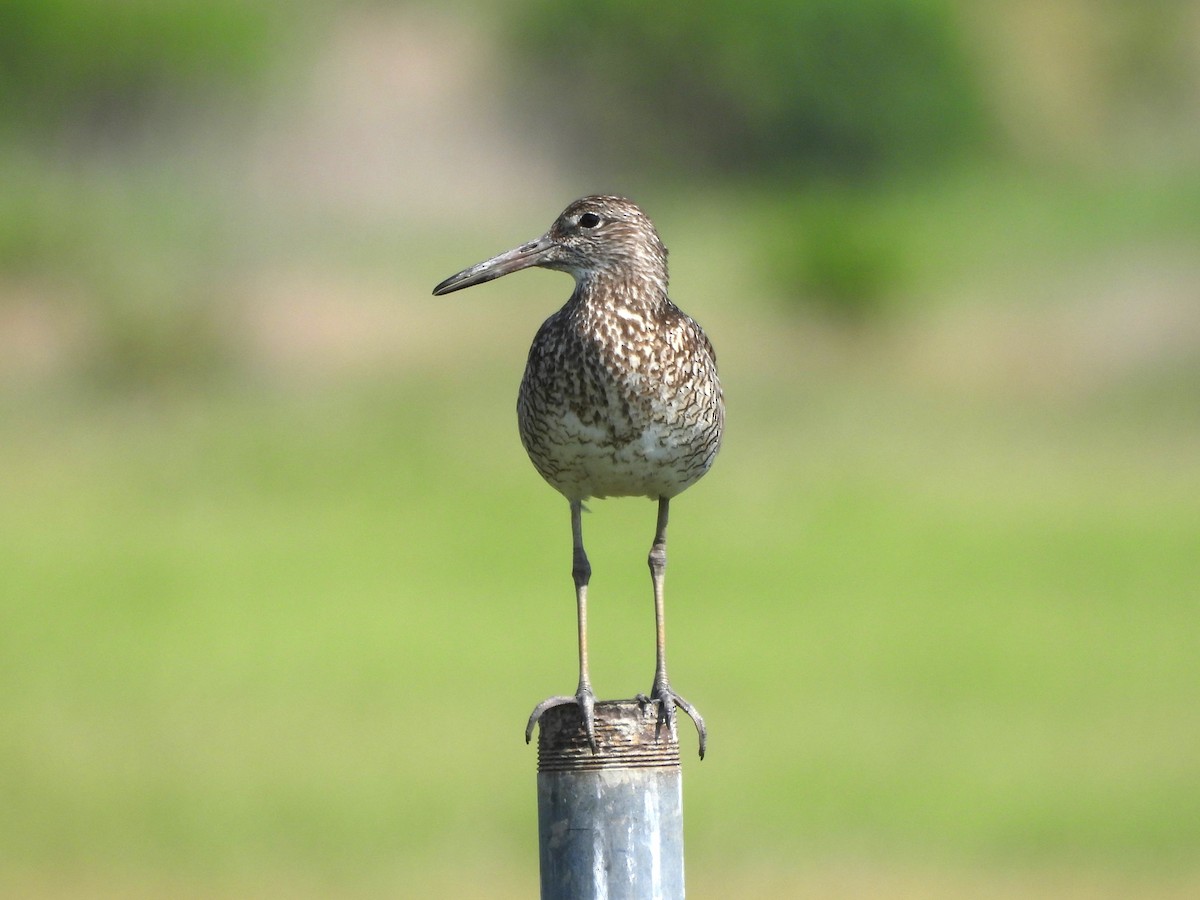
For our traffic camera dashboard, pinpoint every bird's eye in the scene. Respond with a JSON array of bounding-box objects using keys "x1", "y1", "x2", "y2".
[{"x1": 578, "y1": 212, "x2": 601, "y2": 229}]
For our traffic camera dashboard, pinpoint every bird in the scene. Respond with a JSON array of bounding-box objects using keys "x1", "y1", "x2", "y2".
[{"x1": 432, "y1": 195, "x2": 723, "y2": 758}]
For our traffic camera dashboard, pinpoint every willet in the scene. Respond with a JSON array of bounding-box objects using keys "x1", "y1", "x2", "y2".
[{"x1": 433, "y1": 195, "x2": 723, "y2": 758}]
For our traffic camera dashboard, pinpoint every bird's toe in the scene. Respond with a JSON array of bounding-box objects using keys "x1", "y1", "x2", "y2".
[
  {"x1": 525, "y1": 683, "x2": 599, "y2": 753},
  {"x1": 650, "y1": 678, "x2": 707, "y2": 760}
]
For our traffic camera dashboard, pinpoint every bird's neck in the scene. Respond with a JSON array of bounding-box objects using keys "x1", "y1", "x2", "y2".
[{"x1": 573, "y1": 268, "x2": 670, "y2": 318}]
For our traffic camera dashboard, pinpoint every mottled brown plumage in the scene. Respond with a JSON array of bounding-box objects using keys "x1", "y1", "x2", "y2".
[{"x1": 433, "y1": 196, "x2": 723, "y2": 758}]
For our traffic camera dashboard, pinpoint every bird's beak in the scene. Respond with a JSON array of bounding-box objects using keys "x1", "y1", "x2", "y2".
[{"x1": 432, "y1": 234, "x2": 555, "y2": 296}]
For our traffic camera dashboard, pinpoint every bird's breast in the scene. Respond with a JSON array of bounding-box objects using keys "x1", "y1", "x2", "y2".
[{"x1": 516, "y1": 306, "x2": 723, "y2": 502}]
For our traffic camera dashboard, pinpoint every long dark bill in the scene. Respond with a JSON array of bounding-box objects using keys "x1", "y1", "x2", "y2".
[{"x1": 432, "y1": 235, "x2": 554, "y2": 296}]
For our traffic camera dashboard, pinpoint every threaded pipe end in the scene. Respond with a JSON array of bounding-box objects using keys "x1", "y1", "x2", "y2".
[{"x1": 536, "y1": 698, "x2": 681, "y2": 772}]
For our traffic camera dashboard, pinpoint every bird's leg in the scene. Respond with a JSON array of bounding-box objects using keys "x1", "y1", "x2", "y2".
[
  {"x1": 639, "y1": 497, "x2": 707, "y2": 758},
  {"x1": 525, "y1": 500, "x2": 598, "y2": 751}
]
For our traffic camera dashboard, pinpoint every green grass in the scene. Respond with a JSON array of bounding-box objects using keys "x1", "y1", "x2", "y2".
[{"x1": 1, "y1": 349, "x2": 1197, "y2": 896}]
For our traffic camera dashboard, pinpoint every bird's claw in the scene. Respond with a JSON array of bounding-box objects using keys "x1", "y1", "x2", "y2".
[
  {"x1": 640, "y1": 678, "x2": 707, "y2": 759},
  {"x1": 525, "y1": 683, "x2": 597, "y2": 752}
]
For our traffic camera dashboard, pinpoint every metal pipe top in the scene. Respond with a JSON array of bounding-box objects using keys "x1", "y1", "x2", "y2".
[{"x1": 537, "y1": 699, "x2": 681, "y2": 773}]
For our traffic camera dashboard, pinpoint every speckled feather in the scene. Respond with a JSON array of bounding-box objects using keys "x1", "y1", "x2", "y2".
[{"x1": 514, "y1": 196, "x2": 723, "y2": 502}]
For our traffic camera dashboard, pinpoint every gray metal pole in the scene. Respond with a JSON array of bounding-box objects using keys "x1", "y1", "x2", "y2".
[{"x1": 535, "y1": 699, "x2": 685, "y2": 900}]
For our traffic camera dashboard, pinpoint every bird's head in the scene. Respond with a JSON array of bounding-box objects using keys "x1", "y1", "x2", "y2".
[{"x1": 432, "y1": 195, "x2": 668, "y2": 297}]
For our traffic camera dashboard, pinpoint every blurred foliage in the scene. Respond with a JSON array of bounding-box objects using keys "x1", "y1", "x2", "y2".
[
  {"x1": 1098, "y1": 1, "x2": 1199, "y2": 128},
  {"x1": 762, "y1": 191, "x2": 909, "y2": 322},
  {"x1": 507, "y1": 0, "x2": 988, "y2": 180},
  {"x1": 0, "y1": 0, "x2": 284, "y2": 135},
  {"x1": 0, "y1": 0, "x2": 300, "y2": 386},
  {"x1": 0, "y1": 150, "x2": 239, "y2": 388},
  {"x1": 506, "y1": 0, "x2": 993, "y2": 320},
  {"x1": 0, "y1": 0, "x2": 1196, "y2": 361}
]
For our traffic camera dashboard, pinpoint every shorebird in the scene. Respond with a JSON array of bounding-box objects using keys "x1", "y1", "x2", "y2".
[{"x1": 433, "y1": 195, "x2": 723, "y2": 758}]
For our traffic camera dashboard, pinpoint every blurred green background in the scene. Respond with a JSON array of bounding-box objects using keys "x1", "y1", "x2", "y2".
[{"x1": 3, "y1": 1, "x2": 1199, "y2": 897}]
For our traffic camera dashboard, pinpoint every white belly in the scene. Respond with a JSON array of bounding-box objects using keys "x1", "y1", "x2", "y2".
[{"x1": 524, "y1": 410, "x2": 714, "y2": 501}]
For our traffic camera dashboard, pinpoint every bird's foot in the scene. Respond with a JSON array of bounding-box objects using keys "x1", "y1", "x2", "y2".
[
  {"x1": 638, "y1": 676, "x2": 707, "y2": 759},
  {"x1": 525, "y1": 682, "x2": 597, "y2": 752}
]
